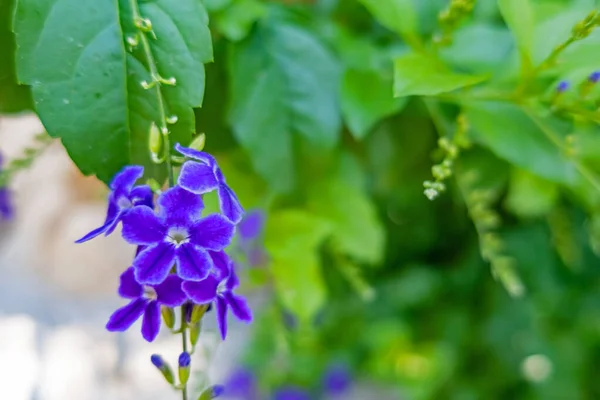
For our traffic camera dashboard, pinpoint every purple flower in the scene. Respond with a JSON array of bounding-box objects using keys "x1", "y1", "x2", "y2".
[
  {"x1": 556, "y1": 80, "x2": 569, "y2": 92},
  {"x1": 76, "y1": 165, "x2": 153, "y2": 243},
  {"x1": 237, "y1": 210, "x2": 268, "y2": 268},
  {"x1": 106, "y1": 267, "x2": 187, "y2": 341},
  {"x1": 238, "y1": 210, "x2": 264, "y2": 241},
  {"x1": 590, "y1": 71, "x2": 600, "y2": 83},
  {"x1": 273, "y1": 386, "x2": 311, "y2": 400},
  {"x1": 175, "y1": 144, "x2": 244, "y2": 224},
  {"x1": 0, "y1": 153, "x2": 13, "y2": 221},
  {"x1": 121, "y1": 186, "x2": 235, "y2": 284},
  {"x1": 224, "y1": 368, "x2": 258, "y2": 400},
  {"x1": 183, "y1": 268, "x2": 252, "y2": 340},
  {"x1": 322, "y1": 364, "x2": 352, "y2": 396}
]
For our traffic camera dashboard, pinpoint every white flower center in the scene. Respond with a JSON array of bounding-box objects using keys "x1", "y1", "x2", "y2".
[
  {"x1": 143, "y1": 286, "x2": 157, "y2": 301},
  {"x1": 217, "y1": 281, "x2": 227, "y2": 295},
  {"x1": 117, "y1": 196, "x2": 132, "y2": 209},
  {"x1": 167, "y1": 227, "x2": 190, "y2": 247}
]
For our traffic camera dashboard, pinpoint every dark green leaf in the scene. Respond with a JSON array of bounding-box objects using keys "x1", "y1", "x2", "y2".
[
  {"x1": 0, "y1": 0, "x2": 31, "y2": 113},
  {"x1": 13, "y1": 0, "x2": 212, "y2": 183},
  {"x1": 341, "y1": 67, "x2": 406, "y2": 139},
  {"x1": 464, "y1": 102, "x2": 578, "y2": 184},
  {"x1": 228, "y1": 19, "x2": 341, "y2": 191}
]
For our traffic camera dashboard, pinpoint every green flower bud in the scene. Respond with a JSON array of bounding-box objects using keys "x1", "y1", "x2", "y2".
[
  {"x1": 149, "y1": 122, "x2": 162, "y2": 157},
  {"x1": 190, "y1": 321, "x2": 201, "y2": 347},
  {"x1": 178, "y1": 352, "x2": 191, "y2": 385},
  {"x1": 189, "y1": 134, "x2": 206, "y2": 152},
  {"x1": 150, "y1": 354, "x2": 175, "y2": 385},
  {"x1": 161, "y1": 306, "x2": 175, "y2": 330}
]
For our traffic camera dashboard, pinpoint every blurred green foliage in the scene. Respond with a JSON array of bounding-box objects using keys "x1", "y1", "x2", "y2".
[{"x1": 3, "y1": 0, "x2": 600, "y2": 398}]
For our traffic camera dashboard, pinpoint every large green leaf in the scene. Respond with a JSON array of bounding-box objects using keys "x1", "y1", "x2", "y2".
[
  {"x1": 0, "y1": 0, "x2": 30, "y2": 113},
  {"x1": 341, "y1": 67, "x2": 406, "y2": 140},
  {"x1": 498, "y1": 0, "x2": 534, "y2": 68},
  {"x1": 394, "y1": 52, "x2": 486, "y2": 97},
  {"x1": 308, "y1": 180, "x2": 385, "y2": 265},
  {"x1": 464, "y1": 102, "x2": 578, "y2": 185},
  {"x1": 357, "y1": 0, "x2": 419, "y2": 46},
  {"x1": 13, "y1": 0, "x2": 212, "y2": 184},
  {"x1": 228, "y1": 19, "x2": 341, "y2": 191},
  {"x1": 264, "y1": 210, "x2": 332, "y2": 322}
]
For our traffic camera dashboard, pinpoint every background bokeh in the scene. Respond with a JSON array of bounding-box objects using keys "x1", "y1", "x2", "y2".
[{"x1": 3, "y1": 0, "x2": 600, "y2": 399}]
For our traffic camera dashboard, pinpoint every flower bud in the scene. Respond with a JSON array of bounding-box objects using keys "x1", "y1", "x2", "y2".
[
  {"x1": 189, "y1": 134, "x2": 206, "y2": 152},
  {"x1": 198, "y1": 385, "x2": 225, "y2": 399},
  {"x1": 150, "y1": 354, "x2": 175, "y2": 385},
  {"x1": 149, "y1": 122, "x2": 163, "y2": 161},
  {"x1": 178, "y1": 352, "x2": 191, "y2": 385},
  {"x1": 191, "y1": 304, "x2": 209, "y2": 324},
  {"x1": 190, "y1": 321, "x2": 201, "y2": 347},
  {"x1": 161, "y1": 306, "x2": 175, "y2": 329}
]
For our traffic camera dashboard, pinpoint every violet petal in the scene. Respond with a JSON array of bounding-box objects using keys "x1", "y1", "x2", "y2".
[
  {"x1": 141, "y1": 300, "x2": 161, "y2": 342},
  {"x1": 182, "y1": 276, "x2": 219, "y2": 304},
  {"x1": 175, "y1": 243, "x2": 212, "y2": 282},
  {"x1": 190, "y1": 214, "x2": 235, "y2": 251},
  {"x1": 121, "y1": 206, "x2": 165, "y2": 245},
  {"x1": 133, "y1": 242, "x2": 176, "y2": 285},
  {"x1": 154, "y1": 274, "x2": 187, "y2": 307},
  {"x1": 118, "y1": 267, "x2": 143, "y2": 299},
  {"x1": 106, "y1": 298, "x2": 147, "y2": 332},
  {"x1": 178, "y1": 161, "x2": 219, "y2": 194}
]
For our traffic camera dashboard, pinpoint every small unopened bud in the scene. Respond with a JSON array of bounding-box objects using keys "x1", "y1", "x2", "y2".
[
  {"x1": 126, "y1": 35, "x2": 139, "y2": 48},
  {"x1": 198, "y1": 385, "x2": 225, "y2": 400},
  {"x1": 141, "y1": 80, "x2": 155, "y2": 90},
  {"x1": 191, "y1": 304, "x2": 208, "y2": 324},
  {"x1": 151, "y1": 354, "x2": 175, "y2": 385},
  {"x1": 161, "y1": 306, "x2": 175, "y2": 329},
  {"x1": 189, "y1": 134, "x2": 206, "y2": 152},
  {"x1": 149, "y1": 122, "x2": 162, "y2": 156},
  {"x1": 178, "y1": 352, "x2": 191, "y2": 385},
  {"x1": 556, "y1": 80, "x2": 569, "y2": 93},
  {"x1": 160, "y1": 76, "x2": 177, "y2": 86},
  {"x1": 134, "y1": 17, "x2": 153, "y2": 32},
  {"x1": 166, "y1": 115, "x2": 179, "y2": 124},
  {"x1": 190, "y1": 321, "x2": 201, "y2": 347}
]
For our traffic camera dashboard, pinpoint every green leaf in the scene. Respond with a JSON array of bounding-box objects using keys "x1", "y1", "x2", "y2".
[
  {"x1": 357, "y1": 0, "x2": 420, "y2": 46},
  {"x1": 0, "y1": 0, "x2": 31, "y2": 113},
  {"x1": 264, "y1": 210, "x2": 332, "y2": 322},
  {"x1": 440, "y1": 23, "x2": 515, "y2": 76},
  {"x1": 393, "y1": 52, "x2": 486, "y2": 97},
  {"x1": 13, "y1": 0, "x2": 212, "y2": 184},
  {"x1": 498, "y1": 0, "x2": 534, "y2": 67},
  {"x1": 228, "y1": 20, "x2": 341, "y2": 191},
  {"x1": 504, "y1": 168, "x2": 559, "y2": 218},
  {"x1": 214, "y1": 0, "x2": 265, "y2": 42},
  {"x1": 341, "y1": 67, "x2": 406, "y2": 139},
  {"x1": 308, "y1": 180, "x2": 385, "y2": 265},
  {"x1": 464, "y1": 102, "x2": 578, "y2": 185}
]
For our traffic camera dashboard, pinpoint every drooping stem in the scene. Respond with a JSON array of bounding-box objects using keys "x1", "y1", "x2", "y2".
[{"x1": 129, "y1": 0, "x2": 175, "y2": 187}]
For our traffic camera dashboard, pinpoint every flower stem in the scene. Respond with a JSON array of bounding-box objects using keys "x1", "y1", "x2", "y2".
[
  {"x1": 129, "y1": 0, "x2": 175, "y2": 187},
  {"x1": 181, "y1": 307, "x2": 189, "y2": 400}
]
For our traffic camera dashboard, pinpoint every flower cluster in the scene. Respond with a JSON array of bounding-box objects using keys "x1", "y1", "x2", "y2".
[
  {"x1": 77, "y1": 145, "x2": 252, "y2": 341},
  {"x1": 235, "y1": 209, "x2": 268, "y2": 268},
  {"x1": 0, "y1": 153, "x2": 13, "y2": 221},
  {"x1": 223, "y1": 364, "x2": 352, "y2": 400}
]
